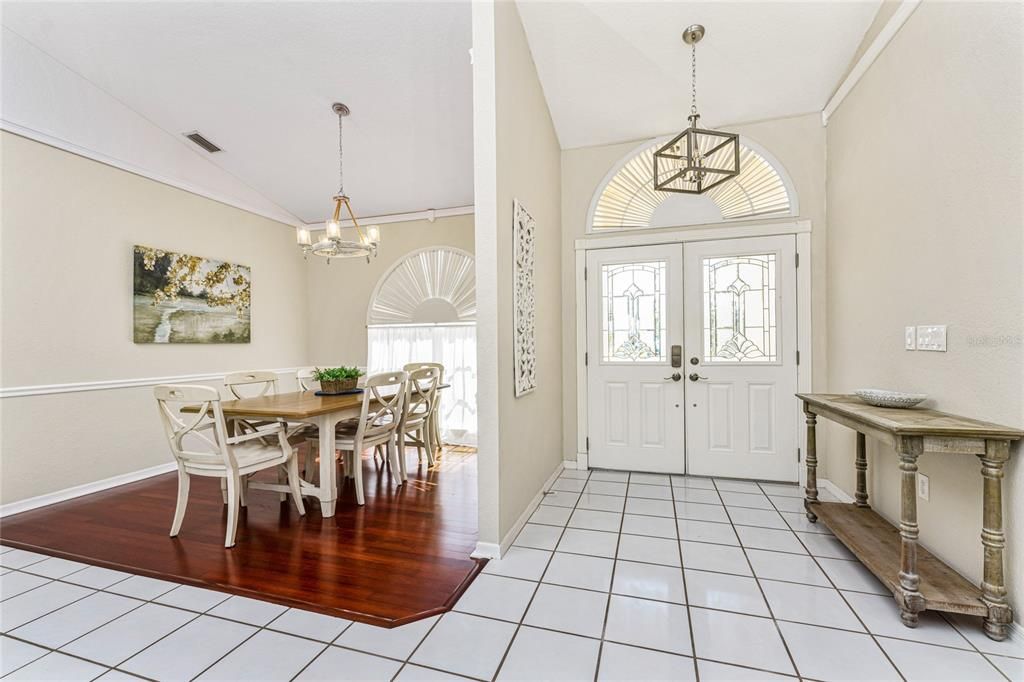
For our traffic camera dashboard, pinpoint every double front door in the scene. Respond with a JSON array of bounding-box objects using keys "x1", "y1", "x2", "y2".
[{"x1": 585, "y1": 236, "x2": 798, "y2": 481}]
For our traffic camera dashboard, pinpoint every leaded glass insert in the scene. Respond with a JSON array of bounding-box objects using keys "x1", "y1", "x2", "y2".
[
  {"x1": 601, "y1": 261, "x2": 666, "y2": 363},
  {"x1": 702, "y1": 254, "x2": 777, "y2": 362}
]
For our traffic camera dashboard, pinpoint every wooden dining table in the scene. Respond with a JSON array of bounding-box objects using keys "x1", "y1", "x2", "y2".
[{"x1": 188, "y1": 386, "x2": 448, "y2": 517}]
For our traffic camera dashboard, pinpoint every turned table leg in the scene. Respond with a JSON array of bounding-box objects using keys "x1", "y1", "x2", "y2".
[
  {"x1": 855, "y1": 432, "x2": 870, "y2": 507},
  {"x1": 979, "y1": 440, "x2": 1012, "y2": 640},
  {"x1": 804, "y1": 407, "x2": 819, "y2": 521},
  {"x1": 897, "y1": 438, "x2": 925, "y2": 627}
]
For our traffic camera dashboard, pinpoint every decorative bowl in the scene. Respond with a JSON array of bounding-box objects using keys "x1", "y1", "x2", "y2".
[{"x1": 854, "y1": 389, "x2": 927, "y2": 409}]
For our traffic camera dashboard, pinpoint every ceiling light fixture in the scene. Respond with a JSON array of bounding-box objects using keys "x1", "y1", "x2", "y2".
[
  {"x1": 653, "y1": 24, "x2": 740, "y2": 195},
  {"x1": 296, "y1": 102, "x2": 380, "y2": 264}
]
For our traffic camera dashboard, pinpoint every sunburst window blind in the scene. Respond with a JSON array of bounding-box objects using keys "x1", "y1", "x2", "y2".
[{"x1": 592, "y1": 140, "x2": 794, "y2": 231}]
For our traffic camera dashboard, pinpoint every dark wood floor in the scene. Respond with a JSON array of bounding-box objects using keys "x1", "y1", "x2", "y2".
[{"x1": 0, "y1": 446, "x2": 482, "y2": 627}]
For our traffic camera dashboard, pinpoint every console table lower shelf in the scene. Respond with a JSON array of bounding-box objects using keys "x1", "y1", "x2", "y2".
[{"x1": 810, "y1": 502, "x2": 987, "y2": 617}]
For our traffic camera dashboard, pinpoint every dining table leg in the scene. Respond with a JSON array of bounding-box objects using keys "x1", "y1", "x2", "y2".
[{"x1": 317, "y1": 413, "x2": 338, "y2": 517}]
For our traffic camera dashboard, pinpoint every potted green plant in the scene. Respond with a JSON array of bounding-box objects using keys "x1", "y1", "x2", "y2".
[{"x1": 313, "y1": 366, "x2": 364, "y2": 394}]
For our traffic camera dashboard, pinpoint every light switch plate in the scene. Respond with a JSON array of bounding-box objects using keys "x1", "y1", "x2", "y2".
[
  {"x1": 917, "y1": 473, "x2": 930, "y2": 501},
  {"x1": 905, "y1": 327, "x2": 917, "y2": 350},
  {"x1": 917, "y1": 325, "x2": 947, "y2": 352}
]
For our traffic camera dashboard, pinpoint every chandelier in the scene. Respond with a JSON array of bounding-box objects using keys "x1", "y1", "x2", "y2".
[
  {"x1": 654, "y1": 25, "x2": 740, "y2": 195},
  {"x1": 296, "y1": 103, "x2": 380, "y2": 263}
]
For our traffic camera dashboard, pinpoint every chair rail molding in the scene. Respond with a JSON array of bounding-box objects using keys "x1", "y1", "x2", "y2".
[{"x1": 0, "y1": 367, "x2": 303, "y2": 399}]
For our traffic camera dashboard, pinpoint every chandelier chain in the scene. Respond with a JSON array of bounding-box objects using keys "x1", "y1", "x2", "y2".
[
  {"x1": 690, "y1": 41, "x2": 698, "y2": 116},
  {"x1": 337, "y1": 110, "x2": 345, "y2": 196}
]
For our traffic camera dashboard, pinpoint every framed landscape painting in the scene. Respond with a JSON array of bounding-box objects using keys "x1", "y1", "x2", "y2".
[{"x1": 133, "y1": 245, "x2": 251, "y2": 344}]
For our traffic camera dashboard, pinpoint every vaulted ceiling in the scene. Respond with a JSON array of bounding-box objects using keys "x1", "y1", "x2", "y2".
[
  {"x1": 517, "y1": 1, "x2": 881, "y2": 149},
  {"x1": 2, "y1": 1, "x2": 880, "y2": 223},
  {"x1": 1, "y1": 1, "x2": 473, "y2": 224}
]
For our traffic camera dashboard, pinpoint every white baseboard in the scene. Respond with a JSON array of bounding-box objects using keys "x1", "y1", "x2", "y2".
[
  {"x1": 470, "y1": 542, "x2": 501, "y2": 560},
  {"x1": 472, "y1": 461, "x2": 565, "y2": 560},
  {"x1": 817, "y1": 478, "x2": 855, "y2": 504},
  {"x1": 0, "y1": 462, "x2": 176, "y2": 518},
  {"x1": 565, "y1": 452, "x2": 588, "y2": 470}
]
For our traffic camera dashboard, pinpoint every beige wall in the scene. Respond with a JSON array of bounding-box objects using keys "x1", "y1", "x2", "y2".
[
  {"x1": 560, "y1": 113, "x2": 828, "y2": 462},
  {"x1": 304, "y1": 214, "x2": 474, "y2": 366},
  {"x1": 493, "y1": 1, "x2": 564, "y2": 539},
  {"x1": 1, "y1": 132, "x2": 309, "y2": 503},
  {"x1": 825, "y1": 0, "x2": 1023, "y2": 618},
  {"x1": 472, "y1": 0, "x2": 564, "y2": 548}
]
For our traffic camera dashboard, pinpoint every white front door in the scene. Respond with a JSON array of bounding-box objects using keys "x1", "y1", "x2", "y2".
[
  {"x1": 586, "y1": 244, "x2": 685, "y2": 473},
  {"x1": 683, "y1": 236, "x2": 798, "y2": 481}
]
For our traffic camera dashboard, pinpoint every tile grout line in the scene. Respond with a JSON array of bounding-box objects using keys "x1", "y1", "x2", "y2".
[
  {"x1": 591, "y1": 470, "x2": 628, "y2": 682},
  {"x1": 766, "y1": 481, "x2": 909, "y2": 681},
  {"x1": 673, "y1": 471, "x2": 702, "y2": 682},
  {"x1": 490, "y1": 467, "x2": 593, "y2": 682},
  {"x1": 717, "y1": 477, "x2": 802, "y2": 679}
]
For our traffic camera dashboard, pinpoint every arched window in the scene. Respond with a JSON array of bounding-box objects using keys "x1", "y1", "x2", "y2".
[
  {"x1": 367, "y1": 247, "x2": 476, "y2": 444},
  {"x1": 589, "y1": 136, "x2": 798, "y2": 232}
]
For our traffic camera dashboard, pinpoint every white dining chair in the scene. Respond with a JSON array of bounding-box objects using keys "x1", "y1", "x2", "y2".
[
  {"x1": 397, "y1": 366, "x2": 441, "y2": 477},
  {"x1": 296, "y1": 368, "x2": 318, "y2": 392},
  {"x1": 308, "y1": 371, "x2": 408, "y2": 505},
  {"x1": 154, "y1": 384, "x2": 305, "y2": 548},
  {"x1": 403, "y1": 362, "x2": 445, "y2": 456}
]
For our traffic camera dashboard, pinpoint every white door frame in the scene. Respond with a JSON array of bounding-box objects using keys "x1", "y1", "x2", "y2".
[{"x1": 574, "y1": 220, "x2": 813, "y2": 484}]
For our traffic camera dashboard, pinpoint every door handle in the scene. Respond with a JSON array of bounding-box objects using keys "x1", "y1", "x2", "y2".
[
  {"x1": 689, "y1": 373, "x2": 708, "y2": 382},
  {"x1": 664, "y1": 372, "x2": 682, "y2": 382}
]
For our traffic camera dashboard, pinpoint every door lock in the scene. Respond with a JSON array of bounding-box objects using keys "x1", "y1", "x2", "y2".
[
  {"x1": 688, "y1": 373, "x2": 708, "y2": 382},
  {"x1": 689, "y1": 356, "x2": 700, "y2": 366},
  {"x1": 664, "y1": 372, "x2": 682, "y2": 382}
]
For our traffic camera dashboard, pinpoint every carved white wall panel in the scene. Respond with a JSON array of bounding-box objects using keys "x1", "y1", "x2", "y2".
[{"x1": 513, "y1": 199, "x2": 537, "y2": 397}]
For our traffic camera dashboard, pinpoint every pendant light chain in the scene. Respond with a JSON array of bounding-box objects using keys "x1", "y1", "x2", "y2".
[
  {"x1": 690, "y1": 41, "x2": 698, "y2": 117},
  {"x1": 337, "y1": 110, "x2": 345, "y2": 197},
  {"x1": 653, "y1": 24, "x2": 741, "y2": 195}
]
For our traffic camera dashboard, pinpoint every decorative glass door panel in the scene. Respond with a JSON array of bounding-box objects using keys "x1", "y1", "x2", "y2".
[
  {"x1": 702, "y1": 254, "x2": 778, "y2": 363},
  {"x1": 601, "y1": 261, "x2": 666, "y2": 363}
]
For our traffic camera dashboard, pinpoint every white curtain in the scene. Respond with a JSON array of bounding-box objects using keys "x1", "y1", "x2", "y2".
[{"x1": 367, "y1": 324, "x2": 477, "y2": 445}]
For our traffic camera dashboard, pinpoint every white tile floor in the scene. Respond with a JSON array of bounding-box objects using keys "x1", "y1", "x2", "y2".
[{"x1": 2, "y1": 471, "x2": 1023, "y2": 681}]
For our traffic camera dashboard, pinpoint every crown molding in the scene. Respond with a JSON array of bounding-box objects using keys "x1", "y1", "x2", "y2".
[
  {"x1": 1, "y1": 120, "x2": 304, "y2": 227},
  {"x1": 821, "y1": 0, "x2": 922, "y2": 125},
  {"x1": 305, "y1": 205, "x2": 475, "y2": 229}
]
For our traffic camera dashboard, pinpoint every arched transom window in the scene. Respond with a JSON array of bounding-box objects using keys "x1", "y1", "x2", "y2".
[
  {"x1": 590, "y1": 137, "x2": 796, "y2": 232},
  {"x1": 367, "y1": 247, "x2": 475, "y2": 325}
]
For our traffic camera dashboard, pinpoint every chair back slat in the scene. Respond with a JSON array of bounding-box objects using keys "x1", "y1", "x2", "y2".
[
  {"x1": 154, "y1": 384, "x2": 234, "y2": 468},
  {"x1": 403, "y1": 362, "x2": 445, "y2": 384},
  {"x1": 224, "y1": 371, "x2": 279, "y2": 399},
  {"x1": 296, "y1": 368, "x2": 318, "y2": 392},
  {"x1": 354, "y1": 371, "x2": 408, "y2": 442},
  {"x1": 401, "y1": 367, "x2": 440, "y2": 428}
]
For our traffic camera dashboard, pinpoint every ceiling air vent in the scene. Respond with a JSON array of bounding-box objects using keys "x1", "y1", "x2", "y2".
[{"x1": 183, "y1": 131, "x2": 222, "y2": 153}]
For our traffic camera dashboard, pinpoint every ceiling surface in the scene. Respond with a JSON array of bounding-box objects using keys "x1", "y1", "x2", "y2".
[
  {"x1": 3, "y1": 1, "x2": 881, "y2": 222},
  {"x1": 517, "y1": 1, "x2": 882, "y2": 149},
  {"x1": 2, "y1": 1, "x2": 473, "y2": 223}
]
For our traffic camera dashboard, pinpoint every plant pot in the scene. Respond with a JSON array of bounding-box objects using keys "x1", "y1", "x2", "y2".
[{"x1": 320, "y1": 378, "x2": 358, "y2": 393}]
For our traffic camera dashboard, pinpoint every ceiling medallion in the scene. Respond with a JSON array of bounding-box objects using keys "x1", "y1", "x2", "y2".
[
  {"x1": 654, "y1": 24, "x2": 740, "y2": 195},
  {"x1": 296, "y1": 102, "x2": 380, "y2": 264}
]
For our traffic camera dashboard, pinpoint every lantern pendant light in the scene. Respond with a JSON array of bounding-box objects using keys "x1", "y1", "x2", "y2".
[{"x1": 654, "y1": 25, "x2": 740, "y2": 195}]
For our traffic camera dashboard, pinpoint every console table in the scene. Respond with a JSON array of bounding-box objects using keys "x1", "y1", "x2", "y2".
[{"x1": 796, "y1": 393, "x2": 1022, "y2": 641}]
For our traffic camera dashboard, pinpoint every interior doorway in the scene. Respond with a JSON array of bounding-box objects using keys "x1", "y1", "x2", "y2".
[{"x1": 585, "y1": 235, "x2": 799, "y2": 481}]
